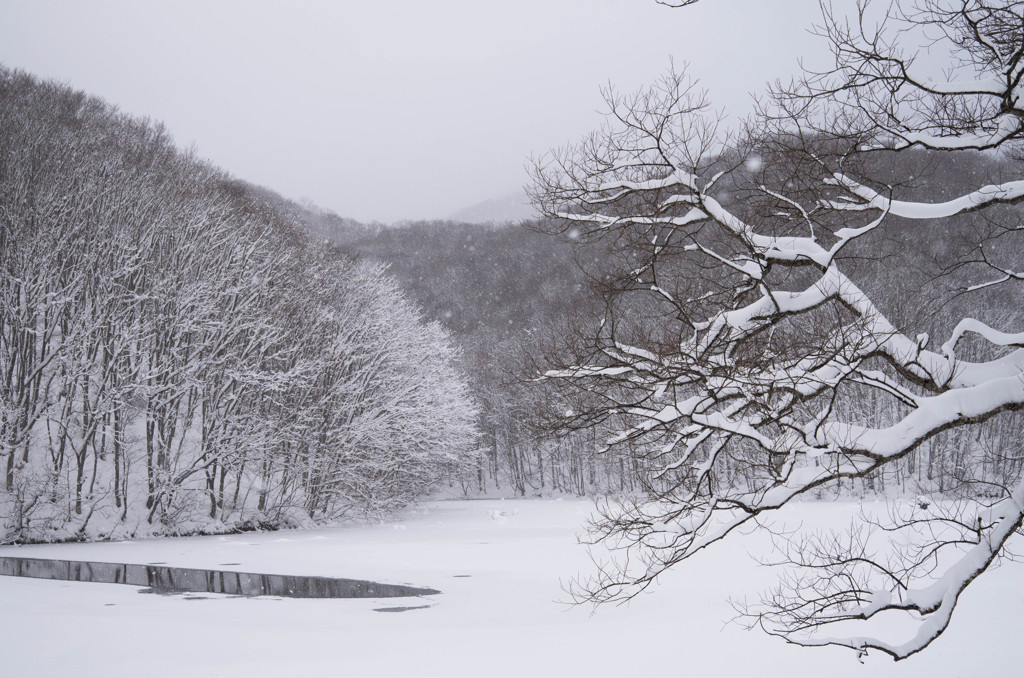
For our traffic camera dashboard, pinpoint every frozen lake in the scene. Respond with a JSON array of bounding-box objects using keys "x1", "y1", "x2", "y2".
[{"x1": 1, "y1": 498, "x2": 1020, "y2": 676}]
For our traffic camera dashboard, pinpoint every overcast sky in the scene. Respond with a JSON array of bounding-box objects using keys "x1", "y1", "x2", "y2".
[{"x1": 1, "y1": 0, "x2": 831, "y2": 223}]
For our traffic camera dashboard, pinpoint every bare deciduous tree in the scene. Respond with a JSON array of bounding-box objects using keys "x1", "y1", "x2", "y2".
[{"x1": 529, "y1": 0, "x2": 1023, "y2": 660}]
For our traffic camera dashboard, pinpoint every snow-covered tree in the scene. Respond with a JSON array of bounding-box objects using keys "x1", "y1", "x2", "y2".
[
  {"x1": 0, "y1": 67, "x2": 479, "y2": 539},
  {"x1": 529, "y1": 0, "x2": 1023, "y2": 660}
]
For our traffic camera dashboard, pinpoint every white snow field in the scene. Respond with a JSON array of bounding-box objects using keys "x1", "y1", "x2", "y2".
[{"x1": 1, "y1": 498, "x2": 1021, "y2": 677}]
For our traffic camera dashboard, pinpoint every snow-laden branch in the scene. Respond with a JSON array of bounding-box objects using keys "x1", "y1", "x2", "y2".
[
  {"x1": 775, "y1": 477, "x2": 1024, "y2": 660},
  {"x1": 826, "y1": 172, "x2": 1024, "y2": 219},
  {"x1": 887, "y1": 115, "x2": 1022, "y2": 152}
]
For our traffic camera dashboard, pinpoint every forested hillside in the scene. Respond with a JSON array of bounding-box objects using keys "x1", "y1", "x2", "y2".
[
  {"x1": 264, "y1": 209, "x2": 653, "y2": 496},
  {"x1": 0, "y1": 68, "x2": 478, "y2": 542},
  {"x1": 345, "y1": 222, "x2": 632, "y2": 495},
  {"x1": 285, "y1": 147, "x2": 1023, "y2": 501}
]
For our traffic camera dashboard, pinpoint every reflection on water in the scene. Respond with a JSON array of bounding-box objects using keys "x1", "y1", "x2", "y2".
[{"x1": 0, "y1": 556, "x2": 439, "y2": 599}]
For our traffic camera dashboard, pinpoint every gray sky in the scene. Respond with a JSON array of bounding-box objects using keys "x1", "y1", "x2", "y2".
[{"x1": 1, "y1": 0, "x2": 829, "y2": 223}]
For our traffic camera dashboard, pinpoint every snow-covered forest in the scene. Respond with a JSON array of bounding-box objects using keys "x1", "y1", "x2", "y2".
[
  {"x1": 0, "y1": 67, "x2": 478, "y2": 540},
  {"x1": 2, "y1": 0, "x2": 1024, "y2": 673}
]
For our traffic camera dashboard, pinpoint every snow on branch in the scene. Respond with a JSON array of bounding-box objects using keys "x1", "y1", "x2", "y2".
[
  {"x1": 826, "y1": 172, "x2": 1024, "y2": 219},
  {"x1": 753, "y1": 477, "x2": 1024, "y2": 660}
]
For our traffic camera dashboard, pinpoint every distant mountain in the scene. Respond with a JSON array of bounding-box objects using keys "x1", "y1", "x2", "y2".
[{"x1": 447, "y1": 191, "x2": 539, "y2": 224}]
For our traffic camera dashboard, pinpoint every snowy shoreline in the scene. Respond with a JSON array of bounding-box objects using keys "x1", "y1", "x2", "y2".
[{"x1": 2, "y1": 498, "x2": 1021, "y2": 677}]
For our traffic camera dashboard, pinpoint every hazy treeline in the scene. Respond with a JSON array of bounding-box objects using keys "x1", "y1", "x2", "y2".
[
  {"x1": 0, "y1": 67, "x2": 478, "y2": 542},
  {"x1": 342, "y1": 221, "x2": 656, "y2": 496},
  {"x1": 328, "y1": 148, "x2": 1023, "y2": 501}
]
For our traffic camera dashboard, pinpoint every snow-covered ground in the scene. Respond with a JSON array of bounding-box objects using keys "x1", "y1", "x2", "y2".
[{"x1": 1, "y1": 498, "x2": 1020, "y2": 677}]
